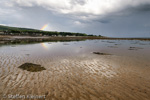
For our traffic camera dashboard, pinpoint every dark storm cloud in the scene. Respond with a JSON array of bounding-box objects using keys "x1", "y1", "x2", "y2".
[
  {"x1": 137, "y1": 4, "x2": 150, "y2": 12},
  {"x1": 1, "y1": 0, "x2": 150, "y2": 37},
  {"x1": 129, "y1": 4, "x2": 150, "y2": 13},
  {"x1": 98, "y1": 20, "x2": 111, "y2": 24},
  {"x1": 92, "y1": 19, "x2": 112, "y2": 24}
]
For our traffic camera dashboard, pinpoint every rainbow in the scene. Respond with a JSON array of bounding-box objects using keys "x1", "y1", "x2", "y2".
[
  {"x1": 40, "y1": 24, "x2": 48, "y2": 30},
  {"x1": 41, "y1": 43, "x2": 48, "y2": 49}
]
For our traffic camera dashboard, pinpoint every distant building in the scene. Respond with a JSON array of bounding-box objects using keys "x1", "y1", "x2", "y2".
[
  {"x1": 58, "y1": 35, "x2": 62, "y2": 37},
  {"x1": 0, "y1": 31, "x2": 4, "y2": 35}
]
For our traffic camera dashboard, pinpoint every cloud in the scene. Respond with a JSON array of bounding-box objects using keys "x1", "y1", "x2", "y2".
[
  {"x1": 73, "y1": 21, "x2": 87, "y2": 27},
  {"x1": 70, "y1": 0, "x2": 87, "y2": 5},
  {"x1": 74, "y1": 21, "x2": 82, "y2": 25},
  {"x1": 1, "y1": 0, "x2": 150, "y2": 37},
  {"x1": 12, "y1": 0, "x2": 150, "y2": 15},
  {"x1": 94, "y1": 19, "x2": 111, "y2": 24},
  {"x1": 10, "y1": 0, "x2": 150, "y2": 27},
  {"x1": 125, "y1": 3, "x2": 150, "y2": 14}
]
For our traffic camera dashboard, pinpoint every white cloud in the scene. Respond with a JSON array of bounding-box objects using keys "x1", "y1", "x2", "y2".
[
  {"x1": 74, "y1": 21, "x2": 81, "y2": 25},
  {"x1": 1, "y1": 0, "x2": 150, "y2": 37},
  {"x1": 13, "y1": 0, "x2": 150, "y2": 16},
  {"x1": 73, "y1": 21, "x2": 86, "y2": 27},
  {"x1": 8, "y1": 0, "x2": 150, "y2": 28}
]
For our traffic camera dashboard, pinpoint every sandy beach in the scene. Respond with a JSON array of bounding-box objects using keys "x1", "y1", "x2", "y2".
[
  {"x1": 0, "y1": 40, "x2": 150, "y2": 100},
  {"x1": 1, "y1": 0, "x2": 150, "y2": 99}
]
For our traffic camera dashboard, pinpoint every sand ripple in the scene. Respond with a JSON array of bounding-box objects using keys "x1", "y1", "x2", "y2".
[{"x1": 0, "y1": 53, "x2": 150, "y2": 100}]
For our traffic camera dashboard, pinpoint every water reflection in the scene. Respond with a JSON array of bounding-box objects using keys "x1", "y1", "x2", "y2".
[
  {"x1": 0, "y1": 40, "x2": 150, "y2": 60},
  {"x1": 41, "y1": 43, "x2": 49, "y2": 49}
]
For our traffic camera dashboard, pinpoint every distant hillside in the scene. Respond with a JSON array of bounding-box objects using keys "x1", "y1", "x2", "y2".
[
  {"x1": 0, "y1": 25, "x2": 89, "y2": 36},
  {"x1": 0, "y1": 25, "x2": 38, "y2": 31}
]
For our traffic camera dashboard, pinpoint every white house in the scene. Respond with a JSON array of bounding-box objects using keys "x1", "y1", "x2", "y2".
[{"x1": 0, "y1": 31, "x2": 4, "y2": 35}]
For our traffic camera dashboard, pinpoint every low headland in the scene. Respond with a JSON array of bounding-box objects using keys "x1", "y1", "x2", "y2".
[{"x1": 0, "y1": 25, "x2": 150, "y2": 45}]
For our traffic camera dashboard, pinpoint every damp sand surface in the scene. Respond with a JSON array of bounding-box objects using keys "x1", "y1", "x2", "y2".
[{"x1": 0, "y1": 40, "x2": 150, "y2": 100}]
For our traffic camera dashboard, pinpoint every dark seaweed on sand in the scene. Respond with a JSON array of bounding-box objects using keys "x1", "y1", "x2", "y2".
[
  {"x1": 128, "y1": 47, "x2": 143, "y2": 50},
  {"x1": 93, "y1": 52, "x2": 111, "y2": 55},
  {"x1": 18, "y1": 63, "x2": 46, "y2": 72}
]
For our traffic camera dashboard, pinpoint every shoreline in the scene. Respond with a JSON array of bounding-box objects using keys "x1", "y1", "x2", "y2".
[{"x1": 1, "y1": 35, "x2": 150, "y2": 44}]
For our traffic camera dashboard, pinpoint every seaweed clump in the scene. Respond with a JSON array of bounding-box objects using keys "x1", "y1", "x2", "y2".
[
  {"x1": 18, "y1": 63, "x2": 46, "y2": 72},
  {"x1": 128, "y1": 47, "x2": 143, "y2": 50},
  {"x1": 93, "y1": 52, "x2": 111, "y2": 55}
]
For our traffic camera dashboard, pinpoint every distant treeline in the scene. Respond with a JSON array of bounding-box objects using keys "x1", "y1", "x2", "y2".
[
  {"x1": 1, "y1": 30, "x2": 89, "y2": 36},
  {"x1": 0, "y1": 25, "x2": 101, "y2": 37}
]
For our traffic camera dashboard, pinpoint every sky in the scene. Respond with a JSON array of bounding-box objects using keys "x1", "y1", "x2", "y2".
[{"x1": 0, "y1": 0, "x2": 150, "y2": 37}]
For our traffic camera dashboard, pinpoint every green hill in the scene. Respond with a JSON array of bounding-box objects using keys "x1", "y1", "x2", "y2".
[
  {"x1": 0, "y1": 25, "x2": 38, "y2": 31},
  {"x1": 0, "y1": 25, "x2": 88, "y2": 36}
]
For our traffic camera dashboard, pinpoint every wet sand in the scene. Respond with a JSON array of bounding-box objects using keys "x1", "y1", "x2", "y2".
[
  {"x1": 0, "y1": 40, "x2": 150, "y2": 100},
  {"x1": 0, "y1": 54, "x2": 150, "y2": 100}
]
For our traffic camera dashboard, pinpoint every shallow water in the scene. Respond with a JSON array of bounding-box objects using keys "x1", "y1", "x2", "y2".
[
  {"x1": 0, "y1": 40, "x2": 150, "y2": 55},
  {"x1": 0, "y1": 40, "x2": 150, "y2": 62}
]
